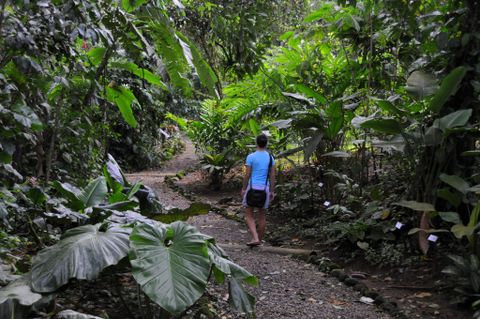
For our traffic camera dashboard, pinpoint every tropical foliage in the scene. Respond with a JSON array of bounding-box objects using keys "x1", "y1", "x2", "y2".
[
  {"x1": 2, "y1": 0, "x2": 480, "y2": 316},
  {"x1": 171, "y1": 0, "x2": 480, "y2": 313}
]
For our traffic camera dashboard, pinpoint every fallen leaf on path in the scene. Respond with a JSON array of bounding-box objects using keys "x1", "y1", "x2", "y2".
[
  {"x1": 307, "y1": 297, "x2": 317, "y2": 303},
  {"x1": 414, "y1": 292, "x2": 432, "y2": 298},
  {"x1": 259, "y1": 296, "x2": 266, "y2": 301},
  {"x1": 328, "y1": 297, "x2": 347, "y2": 306},
  {"x1": 359, "y1": 296, "x2": 374, "y2": 305}
]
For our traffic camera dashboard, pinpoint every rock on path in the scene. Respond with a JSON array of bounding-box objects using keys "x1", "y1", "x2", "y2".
[{"x1": 128, "y1": 138, "x2": 391, "y2": 319}]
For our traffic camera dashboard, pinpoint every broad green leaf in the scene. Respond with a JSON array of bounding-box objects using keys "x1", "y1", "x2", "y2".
[
  {"x1": 166, "y1": 113, "x2": 188, "y2": 130},
  {"x1": 176, "y1": 33, "x2": 218, "y2": 97},
  {"x1": 26, "y1": 187, "x2": 48, "y2": 206},
  {"x1": 451, "y1": 224, "x2": 474, "y2": 239},
  {"x1": 438, "y1": 212, "x2": 461, "y2": 224},
  {"x1": 0, "y1": 140, "x2": 15, "y2": 164},
  {"x1": 376, "y1": 100, "x2": 406, "y2": 117},
  {"x1": 360, "y1": 118, "x2": 403, "y2": 135},
  {"x1": 282, "y1": 92, "x2": 313, "y2": 104},
  {"x1": 423, "y1": 126, "x2": 443, "y2": 146},
  {"x1": 439, "y1": 174, "x2": 470, "y2": 194},
  {"x1": 429, "y1": 66, "x2": 467, "y2": 113},
  {"x1": 468, "y1": 202, "x2": 480, "y2": 228},
  {"x1": 31, "y1": 224, "x2": 130, "y2": 293},
  {"x1": 105, "y1": 154, "x2": 129, "y2": 187},
  {"x1": 87, "y1": 47, "x2": 106, "y2": 66},
  {"x1": 229, "y1": 277, "x2": 255, "y2": 314},
  {"x1": 149, "y1": 20, "x2": 192, "y2": 96},
  {"x1": 129, "y1": 222, "x2": 211, "y2": 315},
  {"x1": 405, "y1": 71, "x2": 438, "y2": 98},
  {"x1": 110, "y1": 61, "x2": 167, "y2": 89},
  {"x1": 121, "y1": 0, "x2": 148, "y2": 12},
  {"x1": 52, "y1": 181, "x2": 84, "y2": 211},
  {"x1": 12, "y1": 104, "x2": 43, "y2": 131},
  {"x1": 294, "y1": 84, "x2": 327, "y2": 104},
  {"x1": 270, "y1": 119, "x2": 292, "y2": 129},
  {"x1": 303, "y1": 3, "x2": 335, "y2": 22},
  {"x1": 279, "y1": 31, "x2": 294, "y2": 41},
  {"x1": 0, "y1": 274, "x2": 42, "y2": 319},
  {"x1": 325, "y1": 101, "x2": 343, "y2": 139},
  {"x1": 396, "y1": 200, "x2": 435, "y2": 212},
  {"x1": 78, "y1": 177, "x2": 107, "y2": 207},
  {"x1": 346, "y1": 14, "x2": 360, "y2": 31},
  {"x1": 106, "y1": 86, "x2": 138, "y2": 128},
  {"x1": 208, "y1": 244, "x2": 257, "y2": 286},
  {"x1": 303, "y1": 132, "x2": 323, "y2": 162},
  {"x1": 436, "y1": 109, "x2": 472, "y2": 132}
]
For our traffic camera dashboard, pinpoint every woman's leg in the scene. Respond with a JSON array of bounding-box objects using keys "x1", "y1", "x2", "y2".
[
  {"x1": 257, "y1": 208, "x2": 266, "y2": 241},
  {"x1": 245, "y1": 207, "x2": 259, "y2": 244}
]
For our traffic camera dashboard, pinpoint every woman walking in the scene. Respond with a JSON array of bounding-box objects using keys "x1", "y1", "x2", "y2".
[{"x1": 241, "y1": 133, "x2": 276, "y2": 246}]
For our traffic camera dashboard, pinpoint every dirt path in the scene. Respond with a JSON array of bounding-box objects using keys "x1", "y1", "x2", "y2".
[
  {"x1": 128, "y1": 138, "x2": 391, "y2": 319},
  {"x1": 125, "y1": 137, "x2": 196, "y2": 209}
]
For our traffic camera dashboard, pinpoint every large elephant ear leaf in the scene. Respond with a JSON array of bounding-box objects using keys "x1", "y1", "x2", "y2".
[
  {"x1": 78, "y1": 177, "x2": 108, "y2": 207},
  {"x1": 208, "y1": 243, "x2": 258, "y2": 286},
  {"x1": 31, "y1": 224, "x2": 130, "y2": 293},
  {"x1": 0, "y1": 274, "x2": 42, "y2": 319},
  {"x1": 208, "y1": 243, "x2": 257, "y2": 313},
  {"x1": 0, "y1": 274, "x2": 42, "y2": 306},
  {"x1": 129, "y1": 221, "x2": 211, "y2": 315},
  {"x1": 229, "y1": 277, "x2": 256, "y2": 314}
]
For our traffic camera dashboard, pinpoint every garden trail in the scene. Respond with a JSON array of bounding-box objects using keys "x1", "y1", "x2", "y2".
[{"x1": 128, "y1": 138, "x2": 391, "y2": 319}]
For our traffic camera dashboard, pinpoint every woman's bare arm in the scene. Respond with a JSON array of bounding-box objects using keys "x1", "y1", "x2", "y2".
[
  {"x1": 242, "y1": 166, "x2": 252, "y2": 195},
  {"x1": 269, "y1": 165, "x2": 276, "y2": 199}
]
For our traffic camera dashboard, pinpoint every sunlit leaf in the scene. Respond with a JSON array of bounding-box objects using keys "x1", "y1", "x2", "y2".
[
  {"x1": 106, "y1": 86, "x2": 138, "y2": 128},
  {"x1": 451, "y1": 224, "x2": 474, "y2": 239},
  {"x1": 110, "y1": 60, "x2": 167, "y2": 89}
]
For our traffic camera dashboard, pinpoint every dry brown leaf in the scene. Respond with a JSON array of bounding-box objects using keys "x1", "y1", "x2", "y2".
[{"x1": 414, "y1": 292, "x2": 432, "y2": 298}]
